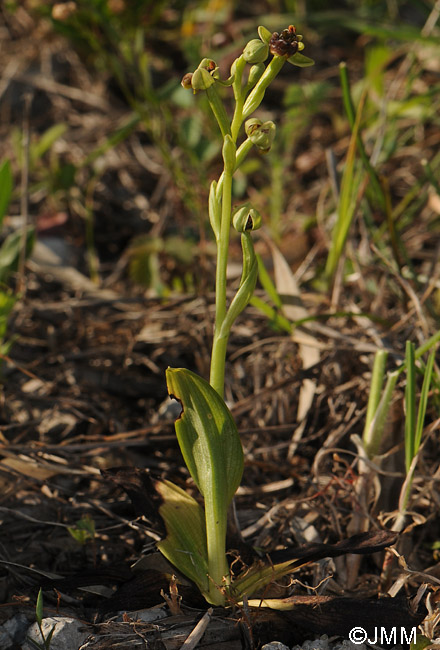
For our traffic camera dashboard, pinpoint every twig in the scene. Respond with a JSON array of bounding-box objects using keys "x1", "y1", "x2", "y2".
[{"x1": 180, "y1": 608, "x2": 213, "y2": 650}]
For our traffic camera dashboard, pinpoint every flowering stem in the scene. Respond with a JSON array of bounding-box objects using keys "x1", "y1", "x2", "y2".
[{"x1": 210, "y1": 143, "x2": 234, "y2": 397}]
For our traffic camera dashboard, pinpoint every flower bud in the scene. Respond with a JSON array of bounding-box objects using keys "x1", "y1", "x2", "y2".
[
  {"x1": 245, "y1": 118, "x2": 262, "y2": 136},
  {"x1": 222, "y1": 135, "x2": 236, "y2": 174},
  {"x1": 233, "y1": 204, "x2": 262, "y2": 233},
  {"x1": 246, "y1": 63, "x2": 265, "y2": 88},
  {"x1": 243, "y1": 39, "x2": 269, "y2": 64},
  {"x1": 181, "y1": 73, "x2": 193, "y2": 89},
  {"x1": 191, "y1": 67, "x2": 216, "y2": 91},
  {"x1": 245, "y1": 119, "x2": 276, "y2": 153}
]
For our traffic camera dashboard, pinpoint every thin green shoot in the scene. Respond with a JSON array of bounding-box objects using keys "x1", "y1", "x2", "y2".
[
  {"x1": 363, "y1": 332, "x2": 440, "y2": 460},
  {"x1": 26, "y1": 588, "x2": 56, "y2": 650},
  {"x1": 324, "y1": 77, "x2": 365, "y2": 284},
  {"x1": 363, "y1": 349, "x2": 389, "y2": 458}
]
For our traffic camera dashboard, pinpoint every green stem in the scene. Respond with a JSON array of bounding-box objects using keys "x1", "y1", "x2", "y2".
[
  {"x1": 205, "y1": 499, "x2": 229, "y2": 605},
  {"x1": 216, "y1": 137, "x2": 253, "y2": 197},
  {"x1": 210, "y1": 161, "x2": 233, "y2": 397}
]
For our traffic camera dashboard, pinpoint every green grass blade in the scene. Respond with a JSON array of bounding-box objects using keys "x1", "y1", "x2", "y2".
[
  {"x1": 339, "y1": 63, "x2": 385, "y2": 210},
  {"x1": 0, "y1": 160, "x2": 12, "y2": 229},
  {"x1": 414, "y1": 350, "x2": 435, "y2": 454},
  {"x1": 324, "y1": 83, "x2": 364, "y2": 283},
  {"x1": 250, "y1": 295, "x2": 292, "y2": 333},
  {"x1": 404, "y1": 341, "x2": 416, "y2": 473}
]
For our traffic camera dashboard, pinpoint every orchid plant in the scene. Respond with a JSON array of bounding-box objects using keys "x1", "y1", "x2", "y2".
[{"x1": 160, "y1": 25, "x2": 314, "y2": 606}]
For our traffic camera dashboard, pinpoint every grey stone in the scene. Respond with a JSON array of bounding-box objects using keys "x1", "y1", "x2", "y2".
[
  {"x1": 22, "y1": 616, "x2": 89, "y2": 650},
  {"x1": 0, "y1": 613, "x2": 30, "y2": 649},
  {"x1": 262, "y1": 643, "x2": 291, "y2": 650}
]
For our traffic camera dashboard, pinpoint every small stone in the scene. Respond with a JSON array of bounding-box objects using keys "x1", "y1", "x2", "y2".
[
  {"x1": 22, "y1": 617, "x2": 89, "y2": 650},
  {"x1": 262, "y1": 643, "x2": 290, "y2": 650}
]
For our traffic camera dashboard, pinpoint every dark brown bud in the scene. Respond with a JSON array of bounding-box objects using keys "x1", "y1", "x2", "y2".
[
  {"x1": 181, "y1": 73, "x2": 193, "y2": 89},
  {"x1": 269, "y1": 25, "x2": 299, "y2": 57}
]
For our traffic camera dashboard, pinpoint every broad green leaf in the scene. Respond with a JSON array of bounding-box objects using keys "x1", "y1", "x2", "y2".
[
  {"x1": 166, "y1": 367, "x2": 243, "y2": 604},
  {"x1": 0, "y1": 160, "x2": 12, "y2": 229},
  {"x1": 166, "y1": 368, "x2": 243, "y2": 507},
  {"x1": 287, "y1": 52, "x2": 315, "y2": 67},
  {"x1": 155, "y1": 478, "x2": 209, "y2": 594}
]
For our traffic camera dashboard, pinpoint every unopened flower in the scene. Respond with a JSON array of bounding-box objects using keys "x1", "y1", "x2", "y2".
[
  {"x1": 181, "y1": 73, "x2": 193, "y2": 89},
  {"x1": 243, "y1": 39, "x2": 269, "y2": 65},
  {"x1": 233, "y1": 204, "x2": 262, "y2": 233},
  {"x1": 181, "y1": 59, "x2": 232, "y2": 93},
  {"x1": 246, "y1": 63, "x2": 265, "y2": 88},
  {"x1": 245, "y1": 118, "x2": 276, "y2": 153}
]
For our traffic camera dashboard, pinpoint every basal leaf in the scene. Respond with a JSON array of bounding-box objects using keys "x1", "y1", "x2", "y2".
[
  {"x1": 166, "y1": 367, "x2": 244, "y2": 604},
  {"x1": 155, "y1": 478, "x2": 209, "y2": 595},
  {"x1": 165, "y1": 368, "x2": 243, "y2": 507}
]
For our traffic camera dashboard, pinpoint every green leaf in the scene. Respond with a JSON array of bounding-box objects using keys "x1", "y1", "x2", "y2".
[
  {"x1": 0, "y1": 160, "x2": 13, "y2": 229},
  {"x1": 67, "y1": 515, "x2": 95, "y2": 545},
  {"x1": 0, "y1": 227, "x2": 35, "y2": 284},
  {"x1": 30, "y1": 124, "x2": 67, "y2": 165},
  {"x1": 35, "y1": 588, "x2": 44, "y2": 625},
  {"x1": 410, "y1": 634, "x2": 431, "y2": 650},
  {"x1": 287, "y1": 52, "x2": 315, "y2": 67},
  {"x1": 414, "y1": 349, "x2": 435, "y2": 455},
  {"x1": 231, "y1": 558, "x2": 298, "y2": 600},
  {"x1": 166, "y1": 368, "x2": 243, "y2": 507},
  {"x1": 166, "y1": 367, "x2": 243, "y2": 604},
  {"x1": 155, "y1": 478, "x2": 209, "y2": 594}
]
